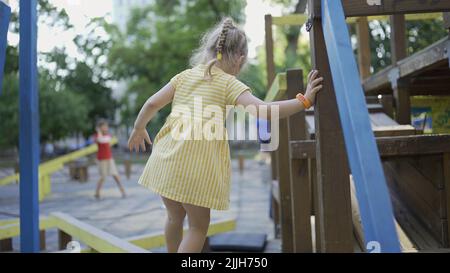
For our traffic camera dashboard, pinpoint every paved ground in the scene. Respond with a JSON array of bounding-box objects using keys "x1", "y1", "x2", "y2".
[{"x1": 0, "y1": 155, "x2": 280, "y2": 253}]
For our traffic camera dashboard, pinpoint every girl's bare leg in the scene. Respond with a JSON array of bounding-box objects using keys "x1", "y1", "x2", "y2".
[
  {"x1": 112, "y1": 175, "x2": 126, "y2": 197},
  {"x1": 94, "y1": 178, "x2": 104, "y2": 199},
  {"x1": 178, "y1": 203, "x2": 210, "y2": 253},
  {"x1": 161, "y1": 197, "x2": 186, "y2": 253}
]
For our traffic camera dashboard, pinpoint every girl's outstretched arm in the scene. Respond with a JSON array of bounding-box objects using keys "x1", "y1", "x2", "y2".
[
  {"x1": 236, "y1": 70, "x2": 323, "y2": 119},
  {"x1": 128, "y1": 82, "x2": 176, "y2": 152}
]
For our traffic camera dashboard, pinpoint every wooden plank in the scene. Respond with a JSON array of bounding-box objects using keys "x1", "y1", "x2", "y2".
[
  {"x1": 292, "y1": 134, "x2": 450, "y2": 159},
  {"x1": 308, "y1": 0, "x2": 354, "y2": 253},
  {"x1": 390, "y1": 159, "x2": 445, "y2": 219},
  {"x1": 386, "y1": 175, "x2": 441, "y2": 250},
  {"x1": 369, "y1": 112, "x2": 399, "y2": 126},
  {"x1": 322, "y1": 0, "x2": 400, "y2": 252},
  {"x1": 286, "y1": 69, "x2": 312, "y2": 252},
  {"x1": 19, "y1": 0, "x2": 40, "y2": 252},
  {"x1": 126, "y1": 218, "x2": 236, "y2": 250},
  {"x1": 407, "y1": 155, "x2": 444, "y2": 190},
  {"x1": 398, "y1": 37, "x2": 449, "y2": 78},
  {"x1": 377, "y1": 134, "x2": 450, "y2": 157},
  {"x1": 363, "y1": 65, "x2": 393, "y2": 94},
  {"x1": 272, "y1": 14, "x2": 307, "y2": 26},
  {"x1": 356, "y1": 17, "x2": 371, "y2": 80},
  {"x1": 384, "y1": 161, "x2": 447, "y2": 245},
  {"x1": 51, "y1": 212, "x2": 149, "y2": 253},
  {"x1": 372, "y1": 125, "x2": 417, "y2": 137},
  {"x1": 313, "y1": 1, "x2": 450, "y2": 18}
]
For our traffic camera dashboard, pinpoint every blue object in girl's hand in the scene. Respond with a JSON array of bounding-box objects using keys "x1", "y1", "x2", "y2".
[
  {"x1": 257, "y1": 118, "x2": 271, "y2": 144},
  {"x1": 0, "y1": 1, "x2": 11, "y2": 95}
]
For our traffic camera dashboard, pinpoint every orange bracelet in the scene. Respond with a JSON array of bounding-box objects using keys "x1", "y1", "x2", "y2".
[{"x1": 296, "y1": 93, "x2": 312, "y2": 109}]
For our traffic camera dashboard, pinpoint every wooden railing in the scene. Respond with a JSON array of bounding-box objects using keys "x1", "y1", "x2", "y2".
[{"x1": 264, "y1": 69, "x2": 311, "y2": 253}]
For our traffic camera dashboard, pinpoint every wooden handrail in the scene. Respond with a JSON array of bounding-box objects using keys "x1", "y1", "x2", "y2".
[{"x1": 264, "y1": 72, "x2": 287, "y2": 102}]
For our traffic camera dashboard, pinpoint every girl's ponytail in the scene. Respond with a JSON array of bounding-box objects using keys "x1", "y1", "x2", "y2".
[{"x1": 205, "y1": 18, "x2": 234, "y2": 80}]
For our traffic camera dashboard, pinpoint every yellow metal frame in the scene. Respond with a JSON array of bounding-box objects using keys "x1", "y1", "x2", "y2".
[
  {"x1": 0, "y1": 213, "x2": 237, "y2": 253},
  {"x1": 0, "y1": 138, "x2": 118, "y2": 201}
]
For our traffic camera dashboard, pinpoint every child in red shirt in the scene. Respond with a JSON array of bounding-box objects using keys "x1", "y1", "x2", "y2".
[{"x1": 94, "y1": 119, "x2": 126, "y2": 199}]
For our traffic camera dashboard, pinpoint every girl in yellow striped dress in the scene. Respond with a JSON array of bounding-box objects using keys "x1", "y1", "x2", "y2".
[{"x1": 128, "y1": 17, "x2": 323, "y2": 253}]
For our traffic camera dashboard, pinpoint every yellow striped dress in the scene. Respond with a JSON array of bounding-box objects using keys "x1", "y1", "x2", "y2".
[{"x1": 138, "y1": 64, "x2": 250, "y2": 210}]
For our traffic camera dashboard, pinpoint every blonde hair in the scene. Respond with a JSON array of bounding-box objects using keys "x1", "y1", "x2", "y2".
[{"x1": 190, "y1": 17, "x2": 248, "y2": 80}]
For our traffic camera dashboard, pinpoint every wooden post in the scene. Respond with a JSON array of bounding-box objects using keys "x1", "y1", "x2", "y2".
[
  {"x1": 309, "y1": 158, "x2": 319, "y2": 251},
  {"x1": 265, "y1": 14, "x2": 278, "y2": 181},
  {"x1": 40, "y1": 230, "x2": 46, "y2": 250},
  {"x1": 58, "y1": 230, "x2": 72, "y2": 250},
  {"x1": 381, "y1": 94, "x2": 395, "y2": 118},
  {"x1": 389, "y1": 15, "x2": 407, "y2": 63},
  {"x1": 265, "y1": 14, "x2": 276, "y2": 88},
  {"x1": 308, "y1": 0, "x2": 353, "y2": 253},
  {"x1": 393, "y1": 79, "x2": 411, "y2": 124},
  {"x1": 286, "y1": 69, "x2": 312, "y2": 252},
  {"x1": 0, "y1": 238, "x2": 13, "y2": 252},
  {"x1": 444, "y1": 153, "x2": 450, "y2": 246},
  {"x1": 443, "y1": 12, "x2": 450, "y2": 33},
  {"x1": 277, "y1": 106, "x2": 294, "y2": 252},
  {"x1": 356, "y1": 17, "x2": 371, "y2": 80},
  {"x1": 390, "y1": 15, "x2": 410, "y2": 124}
]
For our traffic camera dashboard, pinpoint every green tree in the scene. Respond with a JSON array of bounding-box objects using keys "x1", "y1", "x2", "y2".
[{"x1": 0, "y1": 0, "x2": 117, "y2": 149}]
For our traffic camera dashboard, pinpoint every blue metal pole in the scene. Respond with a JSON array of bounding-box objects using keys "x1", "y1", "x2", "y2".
[
  {"x1": 321, "y1": 0, "x2": 400, "y2": 252},
  {"x1": 19, "y1": 0, "x2": 39, "y2": 253}
]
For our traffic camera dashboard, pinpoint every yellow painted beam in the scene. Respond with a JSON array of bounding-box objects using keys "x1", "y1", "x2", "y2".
[
  {"x1": 126, "y1": 218, "x2": 236, "y2": 250},
  {"x1": 50, "y1": 212, "x2": 149, "y2": 253},
  {"x1": 0, "y1": 138, "x2": 117, "y2": 188},
  {"x1": 265, "y1": 72, "x2": 287, "y2": 102},
  {"x1": 0, "y1": 216, "x2": 56, "y2": 240},
  {"x1": 346, "y1": 13, "x2": 442, "y2": 24},
  {"x1": 272, "y1": 14, "x2": 307, "y2": 26}
]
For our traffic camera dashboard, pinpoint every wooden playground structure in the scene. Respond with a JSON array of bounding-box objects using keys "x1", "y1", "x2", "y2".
[
  {"x1": 1, "y1": 0, "x2": 450, "y2": 253},
  {"x1": 266, "y1": 0, "x2": 450, "y2": 253}
]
